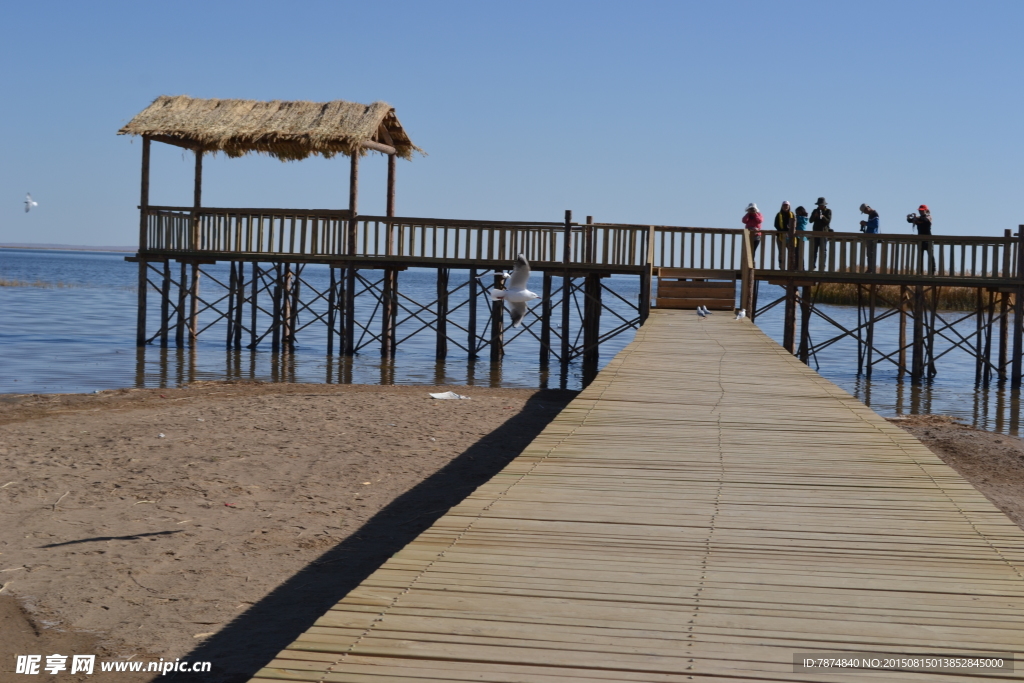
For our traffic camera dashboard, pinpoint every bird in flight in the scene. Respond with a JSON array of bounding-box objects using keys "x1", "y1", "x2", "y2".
[
  {"x1": 489, "y1": 254, "x2": 539, "y2": 328},
  {"x1": 24, "y1": 193, "x2": 38, "y2": 213}
]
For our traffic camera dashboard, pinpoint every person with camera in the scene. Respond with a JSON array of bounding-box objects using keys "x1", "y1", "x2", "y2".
[
  {"x1": 742, "y1": 203, "x2": 763, "y2": 257},
  {"x1": 859, "y1": 204, "x2": 880, "y2": 273},
  {"x1": 906, "y1": 204, "x2": 934, "y2": 274},
  {"x1": 773, "y1": 201, "x2": 796, "y2": 269},
  {"x1": 809, "y1": 197, "x2": 831, "y2": 270}
]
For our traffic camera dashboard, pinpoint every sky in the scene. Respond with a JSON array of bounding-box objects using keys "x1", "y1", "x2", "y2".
[{"x1": 1, "y1": 0, "x2": 1021, "y2": 246}]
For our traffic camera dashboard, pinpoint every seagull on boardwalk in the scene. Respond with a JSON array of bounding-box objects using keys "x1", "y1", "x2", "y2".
[
  {"x1": 699, "y1": 306, "x2": 713, "y2": 316},
  {"x1": 489, "y1": 254, "x2": 538, "y2": 328},
  {"x1": 24, "y1": 193, "x2": 38, "y2": 213},
  {"x1": 734, "y1": 308, "x2": 746, "y2": 320},
  {"x1": 696, "y1": 307, "x2": 707, "y2": 320}
]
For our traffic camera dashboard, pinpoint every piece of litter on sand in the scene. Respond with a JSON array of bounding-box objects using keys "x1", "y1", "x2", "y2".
[
  {"x1": 362, "y1": 482, "x2": 371, "y2": 485},
  {"x1": 193, "y1": 632, "x2": 215, "y2": 639},
  {"x1": 429, "y1": 391, "x2": 470, "y2": 400},
  {"x1": 158, "y1": 433, "x2": 166, "y2": 438}
]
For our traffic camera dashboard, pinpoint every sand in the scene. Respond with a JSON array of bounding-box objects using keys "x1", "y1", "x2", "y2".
[
  {"x1": 0, "y1": 382, "x2": 575, "y2": 682},
  {"x1": 1, "y1": 382, "x2": 1021, "y2": 682}
]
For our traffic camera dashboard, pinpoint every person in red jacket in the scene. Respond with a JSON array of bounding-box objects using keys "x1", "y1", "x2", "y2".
[{"x1": 742, "y1": 203, "x2": 763, "y2": 257}]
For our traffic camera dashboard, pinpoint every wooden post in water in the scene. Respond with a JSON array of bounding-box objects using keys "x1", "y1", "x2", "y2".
[
  {"x1": 192, "y1": 149, "x2": 202, "y2": 251},
  {"x1": 798, "y1": 285, "x2": 811, "y2": 364},
  {"x1": 911, "y1": 284, "x2": 925, "y2": 381},
  {"x1": 490, "y1": 270, "x2": 504, "y2": 362},
  {"x1": 561, "y1": 210, "x2": 572, "y2": 365},
  {"x1": 999, "y1": 229, "x2": 1012, "y2": 381},
  {"x1": 233, "y1": 262, "x2": 243, "y2": 350},
  {"x1": 865, "y1": 285, "x2": 876, "y2": 378},
  {"x1": 468, "y1": 268, "x2": 478, "y2": 358},
  {"x1": 582, "y1": 273, "x2": 602, "y2": 384},
  {"x1": 249, "y1": 264, "x2": 259, "y2": 350},
  {"x1": 344, "y1": 152, "x2": 359, "y2": 355},
  {"x1": 175, "y1": 261, "x2": 187, "y2": 347},
  {"x1": 160, "y1": 260, "x2": 171, "y2": 348},
  {"x1": 975, "y1": 288, "x2": 985, "y2": 385},
  {"x1": 640, "y1": 225, "x2": 654, "y2": 325},
  {"x1": 436, "y1": 267, "x2": 449, "y2": 360},
  {"x1": 327, "y1": 267, "x2": 337, "y2": 356},
  {"x1": 1012, "y1": 226, "x2": 1024, "y2": 387},
  {"x1": 540, "y1": 272, "x2": 552, "y2": 366},
  {"x1": 136, "y1": 137, "x2": 151, "y2": 346},
  {"x1": 226, "y1": 263, "x2": 236, "y2": 348},
  {"x1": 271, "y1": 263, "x2": 282, "y2": 353},
  {"x1": 898, "y1": 285, "x2": 908, "y2": 379},
  {"x1": 381, "y1": 268, "x2": 397, "y2": 357},
  {"x1": 188, "y1": 263, "x2": 200, "y2": 346}
]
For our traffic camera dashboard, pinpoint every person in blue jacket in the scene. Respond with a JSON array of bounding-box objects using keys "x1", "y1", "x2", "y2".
[{"x1": 859, "y1": 204, "x2": 880, "y2": 273}]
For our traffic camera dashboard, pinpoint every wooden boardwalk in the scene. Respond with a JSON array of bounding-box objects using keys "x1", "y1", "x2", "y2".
[{"x1": 254, "y1": 311, "x2": 1024, "y2": 682}]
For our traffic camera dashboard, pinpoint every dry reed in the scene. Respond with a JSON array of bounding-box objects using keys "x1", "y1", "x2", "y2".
[{"x1": 811, "y1": 283, "x2": 1005, "y2": 310}]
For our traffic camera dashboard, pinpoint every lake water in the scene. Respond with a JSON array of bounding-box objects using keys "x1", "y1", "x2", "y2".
[{"x1": 1, "y1": 248, "x2": 1020, "y2": 434}]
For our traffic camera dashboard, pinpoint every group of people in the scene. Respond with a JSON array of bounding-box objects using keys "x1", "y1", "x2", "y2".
[{"x1": 741, "y1": 199, "x2": 934, "y2": 273}]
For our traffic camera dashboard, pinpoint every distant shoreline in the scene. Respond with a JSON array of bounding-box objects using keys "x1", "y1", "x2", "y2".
[{"x1": 0, "y1": 244, "x2": 137, "y2": 253}]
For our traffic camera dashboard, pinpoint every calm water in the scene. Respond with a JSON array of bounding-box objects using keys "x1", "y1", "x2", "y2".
[{"x1": 1, "y1": 248, "x2": 1021, "y2": 433}]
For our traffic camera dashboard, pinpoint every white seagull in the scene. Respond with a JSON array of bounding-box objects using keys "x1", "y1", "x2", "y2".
[
  {"x1": 490, "y1": 254, "x2": 539, "y2": 328},
  {"x1": 699, "y1": 306, "x2": 713, "y2": 316},
  {"x1": 696, "y1": 307, "x2": 707, "y2": 320},
  {"x1": 24, "y1": 193, "x2": 38, "y2": 213},
  {"x1": 734, "y1": 308, "x2": 746, "y2": 320}
]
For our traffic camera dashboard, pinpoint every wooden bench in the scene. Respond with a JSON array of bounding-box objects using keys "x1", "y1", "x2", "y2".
[{"x1": 655, "y1": 268, "x2": 737, "y2": 310}]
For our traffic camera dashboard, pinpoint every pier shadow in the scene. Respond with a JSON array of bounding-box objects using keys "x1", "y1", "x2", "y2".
[{"x1": 166, "y1": 389, "x2": 577, "y2": 683}]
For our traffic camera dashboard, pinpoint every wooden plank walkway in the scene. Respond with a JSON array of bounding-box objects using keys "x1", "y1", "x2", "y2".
[{"x1": 253, "y1": 310, "x2": 1024, "y2": 682}]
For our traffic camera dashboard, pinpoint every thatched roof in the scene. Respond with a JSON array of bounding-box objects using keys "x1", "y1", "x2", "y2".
[{"x1": 118, "y1": 95, "x2": 422, "y2": 161}]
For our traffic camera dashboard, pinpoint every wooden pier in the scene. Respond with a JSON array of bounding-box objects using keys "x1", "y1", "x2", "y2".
[
  {"x1": 119, "y1": 95, "x2": 1024, "y2": 386},
  {"x1": 251, "y1": 311, "x2": 1024, "y2": 682}
]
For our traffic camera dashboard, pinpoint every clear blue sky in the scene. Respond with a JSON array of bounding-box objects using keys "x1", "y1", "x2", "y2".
[{"x1": 2, "y1": 0, "x2": 1021, "y2": 245}]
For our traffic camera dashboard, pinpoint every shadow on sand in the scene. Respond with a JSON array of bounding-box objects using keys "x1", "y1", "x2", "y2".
[{"x1": 166, "y1": 389, "x2": 577, "y2": 682}]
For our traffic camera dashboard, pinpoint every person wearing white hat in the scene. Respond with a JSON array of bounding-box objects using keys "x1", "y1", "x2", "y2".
[{"x1": 741, "y1": 203, "x2": 763, "y2": 257}]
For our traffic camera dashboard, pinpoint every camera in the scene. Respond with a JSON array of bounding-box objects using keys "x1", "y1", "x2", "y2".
[{"x1": 906, "y1": 212, "x2": 918, "y2": 223}]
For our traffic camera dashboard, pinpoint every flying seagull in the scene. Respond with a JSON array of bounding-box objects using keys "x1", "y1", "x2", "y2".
[
  {"x1": 490, "y1": 254, "x2": 539, "y2": 328},
  {"x1": 24, "y1": 193, "x2": 38, "y2": 213}
]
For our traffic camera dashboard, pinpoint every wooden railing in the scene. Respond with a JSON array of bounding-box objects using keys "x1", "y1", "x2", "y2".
[
  {"x1": 139, "y1": 207, "x2": 1020, "y2": 280},
  {"x1": 754, "y1": 230, "x2": 1018, "y2": 279}
]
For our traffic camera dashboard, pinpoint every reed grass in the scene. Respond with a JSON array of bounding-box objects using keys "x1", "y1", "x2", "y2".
[
  {"x1": 0, "y1": 279, "x2": 135, "y2": 291},
  {"x1": 811, "y1": 283, "x2": 1004, "y2": 310}
]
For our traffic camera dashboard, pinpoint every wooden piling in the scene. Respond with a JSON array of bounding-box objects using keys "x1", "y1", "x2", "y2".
[
  {"x1": 798, "y1": 285, "x2": 811, "y2": 364},
  {"x1": 233, "y1": 262, "x2": 243, "y2": 350},
  {"x1": 160, "y1": 260, "x2": 171, "y2": 348},
  {"x1": 898, "y1": 285, "x2": 908, "y2": 379},
  {"x1": 226, "y1": 262, "x2": 236, "y2": 348},
  {"x1": 468, "y1": 268, "x2": 478, "y2": 358},
  {"x1": 136, "y1": 137, "x2": 151, "y2": 346},
  {"x1": 249, "y1": 263, "x2": 259, "y2": 350},
  {"x1": 271, "y1": 263, "x2": 282, "y2": 353},
  {"x1": 1013, "y1": 227, "x2": 1024, "y2": 388},
  {"x1": 865, "y1": 285, "x2": 876, "y2": 379},
  {"x1": 582, "y1": 274, "x2": 602, "y2": 384},
  {"x1": 490, "y1": 271, "x2": 504, "y2": 362},
  {"x1": 783, "y1": 277, "x2": 797, "y2": 354},
  {"x1": 327, "y1": 267, "x2": 337, "y2": 356},
  {"x1": 561, "y1": 210, "x2": 572, "y2": 365},
  {"x1": 911, "y1": 284, "x2": 925, "y2": 381},
  {"x1": 540, "y1": 272, "x2": 552, "y2": 366},
  {"x1": 175, "y1": 261, "x2": 187, "y2": 347},
  {"x1": 188, "y1": 263, "x2": 200, "y2": 346},
  {"x1": 436, "y1": 267, "x2": 449, "y2": 360}
]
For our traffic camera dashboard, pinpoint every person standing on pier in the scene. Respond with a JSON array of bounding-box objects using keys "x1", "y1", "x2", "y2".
[
  {"x1": 859, "y1": 204, "x2": 880, "y2": 273},
  {"x1": 809, "y1": 197, "x2": 832, "y2": 269},
  {"x1": 907, "y1": 204, "x2": 935, "y2": 274},
  {"x1": 742, "y1": 203, "x2": 763, "y2": 257},
  {"x1": 774, "y1": 201, "x2": 796, "y2": 269}
]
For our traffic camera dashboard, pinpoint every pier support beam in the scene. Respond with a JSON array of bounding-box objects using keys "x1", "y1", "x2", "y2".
[
  {"x1": 582, "y1": 274, "x2": 602, "y2": 385},
  {"x1": 382, "y1": 268, "x2": 399, "y2": 357},
  {"x1": 798, "y1": 285, "x2": 811, "y2": 364},
  {"x1": 561, "y1": 210, "x2": 572, "y2": 366},
  {"x1": 540, "y1": 272, "x2": 553, "y2": 366},
  {"x1": 911, "y1": 284, "x2": 925, "y2": 382},
  {"x1": 468, "y1": 268, "x2": 479, "y2": 358},
  {"x1": 490, "y1": 271, "x2": 505, "y2": 363},
  {"x1": 436, "y1": 268, "x2": 449, "y2": 360}
]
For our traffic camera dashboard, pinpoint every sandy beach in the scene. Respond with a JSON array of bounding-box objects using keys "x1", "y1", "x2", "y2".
[
  {"x1": 0, "y1": 382, "x2": 575, "y2": 682},
  {"x1": 0, "y1": 382, "x2": 1021, "y2": 682}
]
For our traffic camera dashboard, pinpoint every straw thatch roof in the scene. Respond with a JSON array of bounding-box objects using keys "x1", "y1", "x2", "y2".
[{"x1": 118, "y1": 95, "x2": 422, "y2": 161}]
